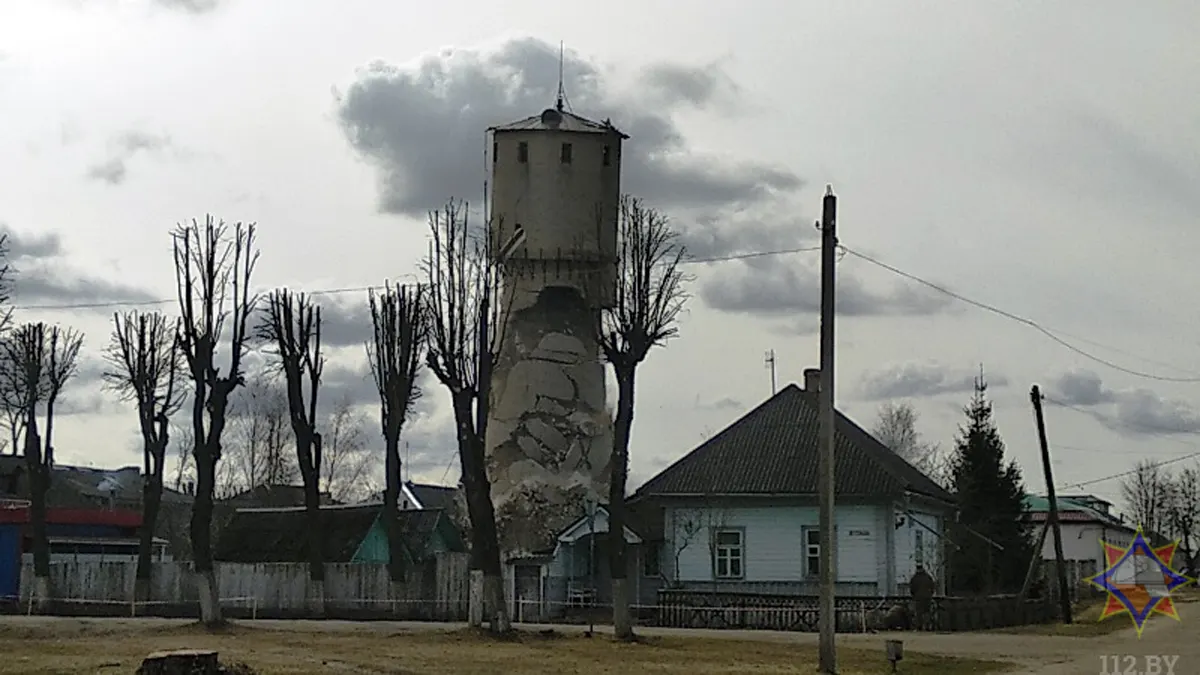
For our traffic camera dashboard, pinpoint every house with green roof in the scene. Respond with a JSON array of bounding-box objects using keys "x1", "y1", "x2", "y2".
[
  {"x1": 628, "y1": 370, "x2": 956, "y2": 599},
  {"x1": 1023, "y1": 493, "x2": 1137, "y2": 587}
]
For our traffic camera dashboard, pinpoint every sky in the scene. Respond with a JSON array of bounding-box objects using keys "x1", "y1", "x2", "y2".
[{"x1": 1, "y1": 0, "x2": 1199, "y2": 515}]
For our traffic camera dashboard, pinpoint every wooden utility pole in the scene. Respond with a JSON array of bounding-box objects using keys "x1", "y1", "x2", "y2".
[
  {"x1": 1031, "y1": 385, "x2": 1072, "y2": 624},
  {"x1": 818, "y1": 185, "x2": 838, "y2": 674}
]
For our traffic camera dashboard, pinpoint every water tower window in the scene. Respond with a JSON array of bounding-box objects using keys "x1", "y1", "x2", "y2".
[
  {"x1": 560, "y1": 142, "x2": 573, "y2": 164},
  {"x1": 602, "y1": 145, "x2": 611, "y2": 166},
  {"x1": 518, "y1": 142, "x2": 529, "y2": 163}
]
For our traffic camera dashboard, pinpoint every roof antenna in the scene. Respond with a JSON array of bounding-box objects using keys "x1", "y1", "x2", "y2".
[{"x1": 556, "y1": 41, "x2": 565, "y2": 112}]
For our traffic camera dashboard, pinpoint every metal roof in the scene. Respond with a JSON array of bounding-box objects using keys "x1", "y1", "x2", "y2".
[{"x1": 488, "y1": 107, "x2": 628, "y2": 139}]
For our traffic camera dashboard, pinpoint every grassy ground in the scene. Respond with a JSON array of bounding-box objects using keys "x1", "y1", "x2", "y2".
[
  {"x1": 990, "y1": 593, "x2": 1180, "y2": 637},
  {"x1": 0, "y1": 620, "x2": 1013, "y2": 674}
]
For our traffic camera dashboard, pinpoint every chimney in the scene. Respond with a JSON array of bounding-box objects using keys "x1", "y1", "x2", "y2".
[{"x1": 804, "y1": 368, "x2": 821, "y2": 392}]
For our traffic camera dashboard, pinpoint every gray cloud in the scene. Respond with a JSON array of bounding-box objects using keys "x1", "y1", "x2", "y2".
[
  {"x1": 317, "y1": 298, "x2": 372, "y2": 349},
  {"x1": 86, "y1": 130, "x2": 173, "y2": 185},
  {"x1": 858, "y1": 361, "x2": 1008, "y2": 401},
  {"x1": 638, "y1": 62, "x2": 742, "y2": 112},
  {"x1": 1, "y1": 223, "x2": 158, "y2": 309},
  {"x1": 1049, "y1": 369, "x2": 1200, "y2": 436},
  {"x1": 701, "y1": 255, "x2": 950, "y2": 321},
  {"x1": 335, "y1": 37, "x2": 802, "y2": 253}
]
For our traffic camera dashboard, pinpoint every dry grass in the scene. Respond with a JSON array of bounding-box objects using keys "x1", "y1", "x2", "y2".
[
  {"x1": 0, "y1": 619, "x2": 1012, "y2": 674},
  {"x1": 990, "y1": 594, "x2": 1170, "y2": 637}
]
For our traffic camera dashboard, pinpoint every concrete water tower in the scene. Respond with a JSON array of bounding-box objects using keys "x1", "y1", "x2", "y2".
[{"x1": 485, "y1": 100, "x2": 628, "y2": 555}]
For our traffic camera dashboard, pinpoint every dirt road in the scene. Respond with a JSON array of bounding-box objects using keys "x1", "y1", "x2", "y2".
[{"x1": 2, "y1": 609, "x2": 1195, "y2": 673}]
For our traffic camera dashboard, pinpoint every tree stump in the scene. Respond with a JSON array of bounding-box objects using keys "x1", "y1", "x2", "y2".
[{"x1": 137, "y1": 649, "x2": 220, "y2": 675}]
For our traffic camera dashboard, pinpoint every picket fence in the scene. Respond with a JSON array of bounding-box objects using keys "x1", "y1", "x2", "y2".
[{"x1": 10, "y1": 554, "x2": 469, "y2": 620}]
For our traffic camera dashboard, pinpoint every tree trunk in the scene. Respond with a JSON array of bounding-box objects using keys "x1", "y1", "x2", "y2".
[
  {"x1": 468, "y1": 569, "x2": 484, "y2": 628},
  {"x1": 304, "y1": 489, "x2": 325, "y2": 616},
  {"x1": 383, "y1": 430, "x2": 405, "y2": 583},
  {"x1": 609, "y1": 369, "x2": 636, "y2": 640},
  {"x1": 135, "y1": 479, "x2": 163, "y2": 606},
  {"x1": 453, "y1": 395, "x2": 508, "y2": 633},
  {"x1": 29, "y1": 462, "x2": 50, "y2": 611},
  {"x1": 137, "y1": 649, "x2": 218, "y2": 675},
  {"x1": 190, "y1": 455, "x2": 222, "y2": 626}
]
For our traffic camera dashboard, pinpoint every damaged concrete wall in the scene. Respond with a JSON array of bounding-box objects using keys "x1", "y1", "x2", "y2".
[{"x1": 486, "y1": 275, "x2": 611, "y2": 556}]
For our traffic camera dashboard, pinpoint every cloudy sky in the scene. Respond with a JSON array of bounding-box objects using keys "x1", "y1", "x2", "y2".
[{"x1": 2, "y1": 0, "x2": 1199, "y2": 514}]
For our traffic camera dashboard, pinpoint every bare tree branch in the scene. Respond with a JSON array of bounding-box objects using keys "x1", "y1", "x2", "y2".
[
  {"x1": 171, "y1": 215, "x2": 259, "y2": 626},
  {"x1": 320, "y1": 394, "x2": 375, "y2": 504},
  {"x1": 1121, "y1": 459, "x2": 1169, "y2": 536}
]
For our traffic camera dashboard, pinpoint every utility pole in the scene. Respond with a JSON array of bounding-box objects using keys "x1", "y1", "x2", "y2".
[
  {"x1": 1031, "y1": 385, "x2": 1072, "y2": 624},
  {"x1": 765, "y1": 350, "x2": 777, "y2": 395},
  {"x1": 818, "y1": 185, "x2": 838, "y2": 674}
]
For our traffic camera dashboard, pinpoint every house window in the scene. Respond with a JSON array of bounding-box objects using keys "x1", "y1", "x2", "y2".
[
  {"x1": 518, "y1": 142, "x2": 528, "y2": 163},
  {"x1": 492, "y1": 142, "x2": 497, "y2": 163},
  {"x1": 713, "y1": 528, "x2": 744, "y2": 579},
  {"x1": 915, "y1": 530, "x2": 924, "y2": 567},
  {"x1": 643, "y1": 544, "x2": 660, "y2": 577},
  {"x1": 602, "y1": 145, "x2": 611, "y2": 166},
  {"x1": 560, "y1": 142, "x2": 573, "y2": 164},
  {"x1": 804, "y1": 527, "x2": 821, "y2": 577}
]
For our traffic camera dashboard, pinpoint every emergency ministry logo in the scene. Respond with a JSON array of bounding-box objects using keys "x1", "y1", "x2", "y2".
[{"x1": 1085, "y1": 528, "x2": 1195, "y2": 638}]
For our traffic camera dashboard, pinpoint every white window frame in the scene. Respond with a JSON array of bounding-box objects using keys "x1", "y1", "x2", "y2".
[
  {"x1": 915, "y1": 529, "x2": 925, "y2": 567},
  {"x1": 803, "y1": 527, "x2": 821, "y2": 578},
  {"x1": 712, "y1": 528, "x2": 745, "y2": 580}
]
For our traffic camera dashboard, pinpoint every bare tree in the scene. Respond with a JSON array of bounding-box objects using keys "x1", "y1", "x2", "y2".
[
  {"x1": 172, "y1": 216, "x2": 259, "y2": 626},
  {"x1": 1, "y1": 401, "x2": 23, "y2": 456},
  {"x1": 423, "y1": 200, "x2": 510, "y2": 632},
  {"x1": 1121, "y1": 459, "x2": 1169, "y2": 537},
  {"x1": 228, "y1": 379, "x2": 296, "y2": 490},
  {"x1": 873, "y1": 401, "x2": 946, "y2": 482},
  {"x1": 319, "y1": 394, "x2": 374, "y2": 503},
  {"x1": 0, "y1": 323, "x2": 82, "y2": 606},
  {"x1": 0, "y1": 234, "x2": 17, "y2": 455},
  {"x1": 1164, "y1": 466, "x2": 1200, "y2": 570},
  {"x1": 599, "y1": 195, "x2": 689, "y2": 639},
  {"x1": 170, "y1": 422, "x2": 195, "y2": 493},
  {"x1": 366, "y1": 282, "x2": 426, "y2": 583},
  {"x1": 258, "y1": 289, "x2": 326, "y2": 611},
  {"x1": 103, "y1": 311, "x2": 184, "y2": 602}
]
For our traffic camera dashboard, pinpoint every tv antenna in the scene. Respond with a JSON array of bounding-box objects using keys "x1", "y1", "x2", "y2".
[
  {"x1": 765, "y1": 349, "x2": 777, "y2": 395},
  {"x1": 555, "y1": 41, "x2": 570, "y2": 112}
]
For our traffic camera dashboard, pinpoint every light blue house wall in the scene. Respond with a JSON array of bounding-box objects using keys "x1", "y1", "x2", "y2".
[{"x1": 657, "y1": 498, "x2": 947, "y2": 597}]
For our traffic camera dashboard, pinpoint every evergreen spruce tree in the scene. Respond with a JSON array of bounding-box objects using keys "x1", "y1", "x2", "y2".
[{"x1": 948, "y1": 373, "x2": 1033, "y2": 594}]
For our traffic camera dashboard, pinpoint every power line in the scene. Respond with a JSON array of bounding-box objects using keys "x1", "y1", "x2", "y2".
[
  {"x1": 10, "y1": 246, "x2": 820, "y2": 312},
  {"x1": 1057, "y1": 451, "x2": 1200, "y2": 491},
  {"x1": 841, "y1": 246, "x2": 1200, "y2": 383}
]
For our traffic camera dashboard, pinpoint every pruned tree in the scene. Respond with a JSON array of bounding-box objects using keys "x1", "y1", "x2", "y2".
[
  {"x1": 423, "y1": 199, "x2": 510, "y2": 632},
  {"x1": 172, "y1": 216, "x2": 259, "y2": 626},
  {"x1": 1121, "y1": 459, "x2": 1169, "y2": 537},
  {"x1": 0, "y1": 323, "x2": 83, "y2": 607},
  {"x1": 228, "y1": 379, "x2": 296, "y2": 490},
  {"x1": 320, "y1": 394, "x2": 374, "y2": 503},
  {"x1": 367, "y1": 282, "x2": 427, "y2": 583},
  {"x1": 599, "y1": 195, "x2": 689, "y2": 638},
  {"x1": 103, "y1": 311, "x2": 185, "y2": 602},
  {"x1": 873, "y1": 401, "x2": 946, "y2": 484},
  {"x1": 0, "y1": 234, "x2": 16, "y2": 455},
  {"x1": 258, "y1": 289, "x2": 326, "y2": 612}
]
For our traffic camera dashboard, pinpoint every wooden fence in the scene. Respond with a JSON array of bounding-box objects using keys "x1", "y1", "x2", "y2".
[
  {"x1": 653, "y1": 589, "x2": 1056, "y2": 632},
  {"x1": 8, "y1": 554, "x2": 469, "y2": 620}
]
